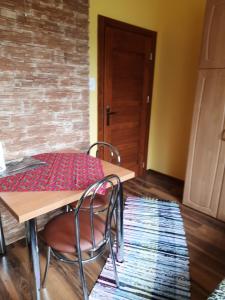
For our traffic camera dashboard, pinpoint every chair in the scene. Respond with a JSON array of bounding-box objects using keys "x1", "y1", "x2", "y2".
[
  {"x1": 87, "y1": 141, "x2": 121, "y2": 165},
  {"x1": 69, "y1": 142, "x2": 121, "y2": 210},
  {"x1": 42, "y1": 174, "x2": 121, "y2": 300}
]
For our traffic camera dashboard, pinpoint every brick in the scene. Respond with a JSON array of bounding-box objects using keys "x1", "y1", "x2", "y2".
[
  {"x1": 0, "y1": 0, "x2": 89, "y2": 162},
  {"x1": 0, "y1": 2, "x2": 89, "y2": 246},
  {"x1": 0, "y1": 7, "x2": 17, "y2": 19}
]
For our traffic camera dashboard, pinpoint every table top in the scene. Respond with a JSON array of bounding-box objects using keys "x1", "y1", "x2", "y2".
[{"x1": 0, "y1": 155, "x2": 135, "y2": 223}]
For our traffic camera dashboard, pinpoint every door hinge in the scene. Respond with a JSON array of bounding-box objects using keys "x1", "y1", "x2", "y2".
[
  {"x1": 149, "y1": 52, "x2": 153, "y2": 61},
  {"x1": 142, "y1": 162, "x2": 145, "y2": 168},
  {"x1": 147, "y1": 96, "x2": 150, "y2": 103}
]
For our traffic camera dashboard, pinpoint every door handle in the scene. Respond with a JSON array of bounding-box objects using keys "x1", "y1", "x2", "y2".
[
  {"x1": 221, "y1": 129, "x2": 225, "y2": 141},
  {"x1": 106, "y1": 106, "x2": 117, "y2": 126}
]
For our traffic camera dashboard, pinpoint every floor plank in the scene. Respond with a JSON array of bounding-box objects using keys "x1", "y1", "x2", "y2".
[{"x1": 0, "y1": 170, "x2": 224, "y2": 299}]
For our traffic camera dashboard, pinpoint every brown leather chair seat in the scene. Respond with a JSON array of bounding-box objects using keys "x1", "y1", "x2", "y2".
[
  {"x1": 69, "y1": 193, "x2": 108, "y2": 209},
  {"x1": 43, "y1": 211, "x2": 105, "y2": 253},
  {"x1": 42, "y1": 174, "x2": 121, "y2": 299}
]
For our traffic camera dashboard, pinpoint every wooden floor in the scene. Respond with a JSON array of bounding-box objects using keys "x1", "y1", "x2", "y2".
[{"x1": 1, "y1": 170, "x2": 225, "y2": 299}]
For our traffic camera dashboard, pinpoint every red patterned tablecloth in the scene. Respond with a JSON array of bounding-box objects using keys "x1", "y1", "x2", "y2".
[{"x1": 0, "y1": 153, "x2": 105, "y2": 192}]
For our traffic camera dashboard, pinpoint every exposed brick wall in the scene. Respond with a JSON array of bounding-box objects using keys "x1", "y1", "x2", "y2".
[
  {"x1": 0, "y1": 0, "x2": 89, "y2": 160},
  {"x1": 0, "y1": 0, "x2": 89, "y2": 244}
]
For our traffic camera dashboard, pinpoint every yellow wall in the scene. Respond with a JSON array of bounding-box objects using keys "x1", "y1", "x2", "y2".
[{"x1": 89, "y1": 0, "x2": 206, "y2": 179}]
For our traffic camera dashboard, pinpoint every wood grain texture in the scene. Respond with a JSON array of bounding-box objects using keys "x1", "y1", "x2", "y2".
[
  {"x1": 98, "y1": 16, "x2": 156, "y2": 176},
  {"x1": 1, "y1": 170, "x2": 224, "y2": 299},
  {"x1": 0, "y1": 201, "x2": 62, "y2": 245},
  {"x1": 217, "y1": 172, "x2": 225, "y2": 220},
  {"x1": 0, "y1": 155, "x2": 134, "y2": 244},
  {"x1": 183, "y1": 69, "x2": 225, "y2": 217},
  {"x1": 184, "y1": 0, "x2": 225, "y2": 222},
  {"x1": 200, "y1": 0, "x2": 225, "y2": 68},
  {"x1": 0, "y1": 159, "x2": 135, "y2": 223}
]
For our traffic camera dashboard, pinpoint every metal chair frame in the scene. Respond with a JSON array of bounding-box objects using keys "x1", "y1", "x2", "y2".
[
  {"x1": 85, "y1": 141, "x2": 121, "y2": 222},
  {"x1": 42, "y1": 174, "x2": 121, "y2": 300},
  {"x1": 87, "y1": 141, "x2": 121, "y2": 165},
  {"x1": 65, "y1": 142, "x2": 121, "y2": 213}
]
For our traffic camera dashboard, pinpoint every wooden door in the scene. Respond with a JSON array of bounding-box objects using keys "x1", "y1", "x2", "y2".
[
  {"x1": 183, "y1": 69, "x2": 225, "y2": 217},
  {"x1": 218, "y1": 174, "x2": 225, "y2": 221},
  {"x1": 200, "y1": 0, "x2": 225, "y2": 68},
  {"x1": 98, "y1": 16, "x2": 156, "y2": 176}
]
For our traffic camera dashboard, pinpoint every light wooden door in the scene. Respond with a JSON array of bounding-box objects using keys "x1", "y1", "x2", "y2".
[
  {"x1": 183, "y1": 69, "x2": 225, "y2": 216},
  {"x1": 200, "y1": 0, "x2": 225, "y2": 68},
  {"x1": 98, "y1": 16, "x2": 156, "y2": 175},
  {"x1": 218, "y1": 174, "x2": 225, "y2": 221}
]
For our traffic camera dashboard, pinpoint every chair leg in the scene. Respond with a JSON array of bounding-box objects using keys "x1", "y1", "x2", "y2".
[
  {"x1": 77, "y1": 258, "x2": 89, "y2": 300},
  {"x1": 0, "y1": 213, "x2": 6, "y2": 255},
  {"x1": 65, "y1": 205, "x2": 71, "y2": 212},
  {"x1": 113, "y1": 210, "x2": 117, "y2": 227},
  {"x1": 109, "y1": 234, "x2": 120, "y2": 288},
  {"x1": 42, "y1": 246, "x2": 51, "y2": 288}
]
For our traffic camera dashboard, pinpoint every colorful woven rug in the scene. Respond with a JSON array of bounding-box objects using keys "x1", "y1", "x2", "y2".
[
  {"x1": 90, "y1": 197, "x2": 190, "y2": 300},
  {"x1": 208, "y1": 279, "x2": 225, "y2": 299}
]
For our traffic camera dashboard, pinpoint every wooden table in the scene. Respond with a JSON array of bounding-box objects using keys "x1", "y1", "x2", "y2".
[{"x1": 0, "y1": 156, "x2": 135, "y2": 300}]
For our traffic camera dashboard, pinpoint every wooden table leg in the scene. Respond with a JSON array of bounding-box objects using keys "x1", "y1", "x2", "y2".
[
  {"x1": 25, "y1": 219, "x2": 41, "y2": 300},
  {"x1": 116, "y1": 183, "x2": 124, "y2": 262},
  {"x1": 0, "y1": 213, "x2": 6, "y2": 255}
]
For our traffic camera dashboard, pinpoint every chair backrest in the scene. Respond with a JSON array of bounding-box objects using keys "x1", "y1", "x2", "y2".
[
  {"x1": 87, "y1": 142, "x2": 121, "y2": 165},
  {"x1": 73, "y1": 174, "x2": 121, "y2": 256}
]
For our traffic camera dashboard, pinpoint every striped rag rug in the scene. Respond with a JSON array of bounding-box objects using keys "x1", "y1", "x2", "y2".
[
  {"x1": 90, "y1": 197, "x2": 190, "y2": 300},
  {"x1": 208, "y1": 279, "x2": 225, "y2": 299}
]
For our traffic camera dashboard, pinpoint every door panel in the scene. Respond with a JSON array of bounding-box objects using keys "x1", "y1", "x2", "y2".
[
  {"x1": 200, "y1": 0, "x2": 225, "y2": 68},
  {"x1": 183, "y1": 69, "x2": 225, "y2": 216},
  {"x1": 217, "y1": 169, "x2": 225, "y2": 221},
  {"x1": 98, "y1": 16, "x2": 156, "y2": 175},
  {"x1": 105, "y1": 29, "x2": 145, "y2": 174}
]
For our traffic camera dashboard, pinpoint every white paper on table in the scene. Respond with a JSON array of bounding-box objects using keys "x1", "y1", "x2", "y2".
[{"x1": 0, "y1": 142, "x2": 6, "y2": 173}]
